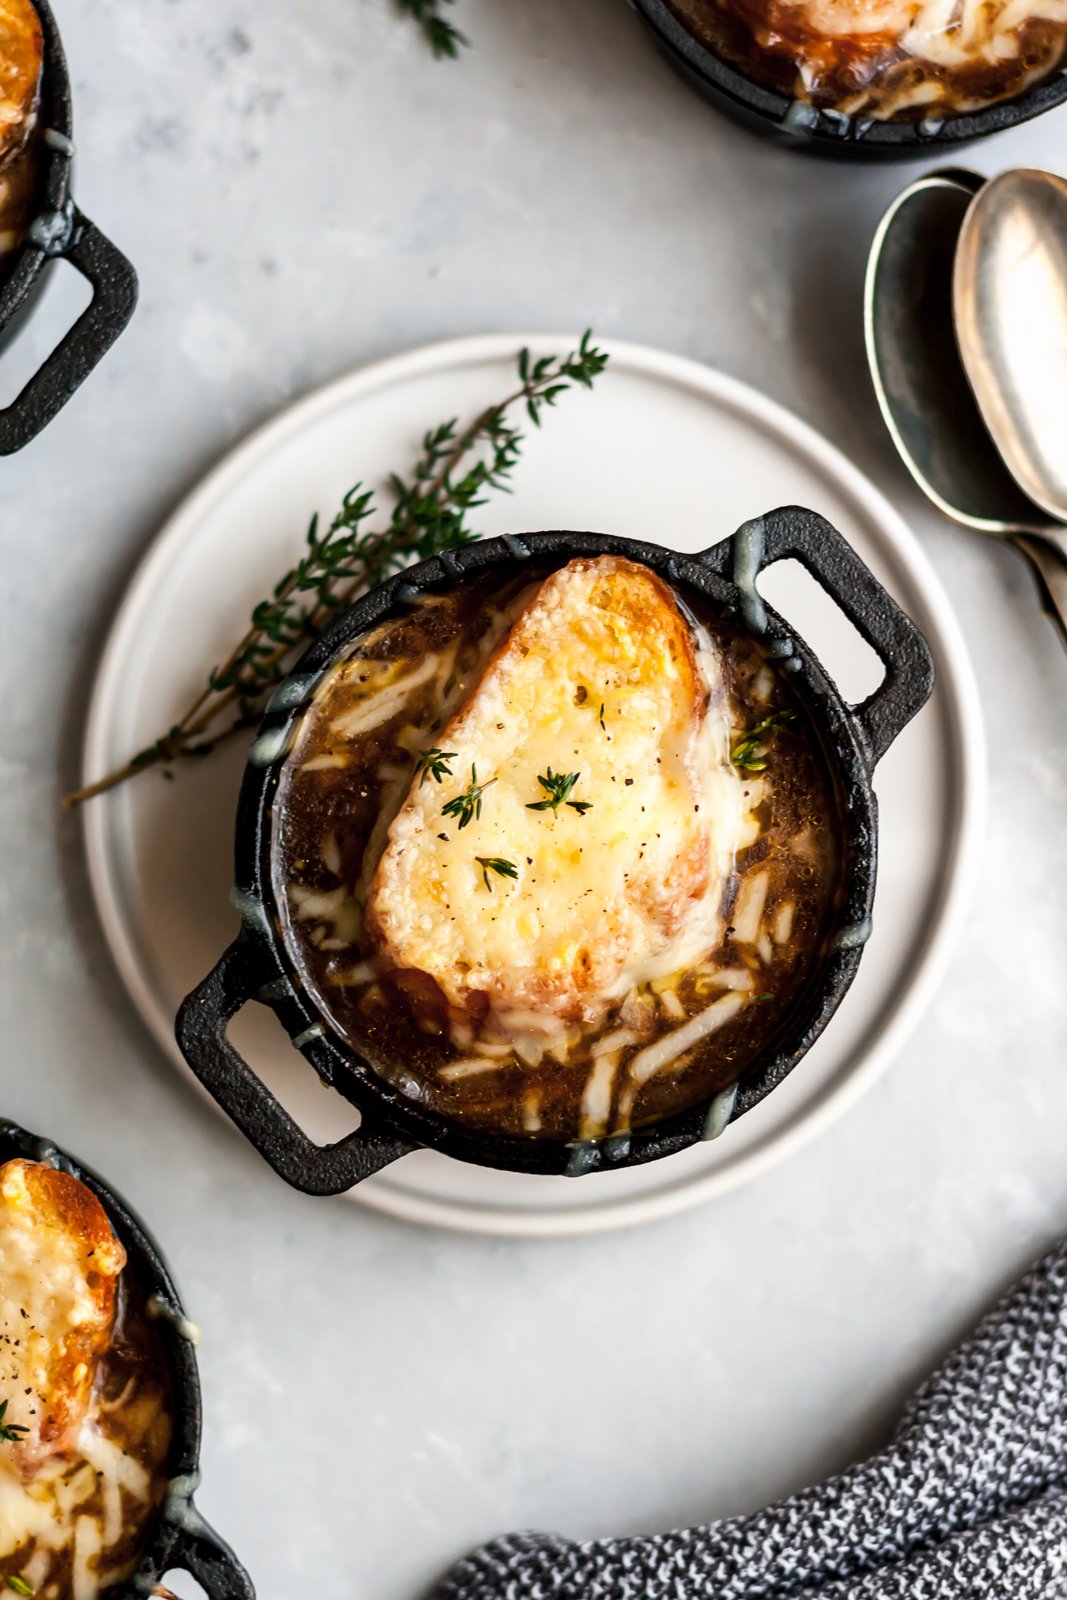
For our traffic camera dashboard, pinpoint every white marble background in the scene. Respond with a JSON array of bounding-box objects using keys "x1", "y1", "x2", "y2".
[{"x1": 2, "y1": 4, "x2": 1067, "y2": 1598}]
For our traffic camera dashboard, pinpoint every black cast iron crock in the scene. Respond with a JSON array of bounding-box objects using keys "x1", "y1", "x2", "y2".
[
  {"x1": 176, "y1": 505, "x2": 934, "y2": 1197},
  {"x1": 630, "y1": 0, "x2": 1067, "y2": 159},
  {"x1": 0, "y1": 0, "x2": 137, "y2": 454},
  {"x1": 0, "y1": 1120, "x2": 254, "y2": 1600}
]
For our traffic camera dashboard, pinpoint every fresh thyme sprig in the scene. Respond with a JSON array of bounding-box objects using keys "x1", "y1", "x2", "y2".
[
  {"x1": 730, "y1": 708, "x2": 798, "y2": 773},
  {"x1": 475, "y1": 856, "x2": 517, "y2": 891},
  {"x1": 526, "y1": 769, "x2": 592, "y2": 815},
  {"x1": 396, "y1": 0, "x2": 467, "y2": 58},
  {"x1": 65, "y1": 333, "x2": 608, "y2": 807},
  {"x1": 442, "y1": 766, "x2": 496, "y2": 830},
  {"x1": 417, "y1": 747, "x2": 457, "y2": 787},
  {"x1": 0, "y1": 1400, "x2": 28, "y2": 1445}
]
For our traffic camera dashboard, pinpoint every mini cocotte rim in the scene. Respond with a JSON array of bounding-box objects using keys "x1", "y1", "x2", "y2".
[{"x1": 631, "y1": 0, "x2": 1067, "y2": 158}]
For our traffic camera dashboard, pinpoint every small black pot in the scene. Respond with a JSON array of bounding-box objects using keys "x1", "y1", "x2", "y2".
[
  {"x1": 177, "y1": 506, "x2": 934, "y2": 1196},
  {"x1": 0, "y1": 1121, "x2": 254, "y2": 1600},
  {"x1": 0, "y1": 0, "x2": 137, "y2": 454},
  {"x1": 630, "y1": 0, "x2": 1067, "y2": 159}
]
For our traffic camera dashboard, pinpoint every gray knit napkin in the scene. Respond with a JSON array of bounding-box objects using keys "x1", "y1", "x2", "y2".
[{"x1": 435, "y1": 1241, "x2": 1067, "y2": 1600}]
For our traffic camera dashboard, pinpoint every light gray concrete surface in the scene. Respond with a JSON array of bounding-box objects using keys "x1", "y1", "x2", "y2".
[{"x1": 2, "y1": 4, "x2": 1066, "y2": 1599}]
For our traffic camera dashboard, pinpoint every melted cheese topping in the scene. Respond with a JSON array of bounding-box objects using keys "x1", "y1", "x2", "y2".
[
  {"x1": 0, "y1": 1412, "x2": 160, "y2": 1600},
  {"x1": 368, "y1": 557, "x2": 752, "y2": 1038},
  {"x1": 804, "y1": 0, "x2": 1067, "y2": 115},
  {"x1": 0, "y1": 1161, "x2": 162, "y2": 1600},
  {"x1": 671, "y1": 0, "x2": 1067, "y2": 115},
  {"x1": 0, "y1": 1161, "x2": 124, "y2": 1455}
]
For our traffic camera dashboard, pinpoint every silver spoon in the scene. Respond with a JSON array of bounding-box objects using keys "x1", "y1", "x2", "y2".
[
  {"x1": 865, "y1": 169, "x2": 1067, "y2": 651},
  {"x1": 954, "y1": 167, "x2": 1067, "y2": 525}
]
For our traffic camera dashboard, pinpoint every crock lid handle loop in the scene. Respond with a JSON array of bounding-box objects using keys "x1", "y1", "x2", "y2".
[
  {"x1": 0, "y1": 205, "x2": 137, "y2": 454},
  {"x1": 698, "y1": 504, "x2": 935, "y2": 770},
  {"x1": 164, "y1": 1516, "x2": 257, "y2": 1600},
  {"x1": 176, "y1": 938, "x2": 416, "y2": 1196}
]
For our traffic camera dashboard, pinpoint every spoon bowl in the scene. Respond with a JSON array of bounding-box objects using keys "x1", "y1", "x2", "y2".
[
  {"x1": 865, "y1": 168, "x2": 1067, "y2": 648},
  {"x1": 954, "y1": 168, "x2": 1067, "y2": 525}
]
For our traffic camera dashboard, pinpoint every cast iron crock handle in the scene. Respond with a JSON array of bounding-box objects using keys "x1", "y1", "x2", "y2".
[
  {"x1": 0, "y1": 205, "x2": 137, "y2": 454},
  {"x1": 164, "y1": 1514, "x2": 256, "y2": 1600},
  {"x1": 176, "y1": 938, "x2": 416, "y2": 1197},
  {"x1": 699, "y1": 504, "x2": 935, "y2": 769}
]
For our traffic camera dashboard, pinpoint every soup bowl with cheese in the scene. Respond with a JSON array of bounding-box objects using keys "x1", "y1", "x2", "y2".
[
  {"x1": 632, "y1": 0, "x2": 1067, "y2": 156},
  {"x1": 0, "y1": 1120, "x2": 254, "y2": 1600},
  {"x1": 177, "y1": 506, "x2": 933, "y2": 1195}
]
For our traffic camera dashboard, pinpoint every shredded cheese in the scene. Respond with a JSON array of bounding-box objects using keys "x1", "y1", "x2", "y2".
[{"x1": 627, "y1": 992, "x2": 747, "y2": 1087}]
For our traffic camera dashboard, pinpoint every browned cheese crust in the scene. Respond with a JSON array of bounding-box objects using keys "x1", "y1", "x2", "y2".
[
  {"x1": 0, "y1": 1158, "x2": 126, "y2": 1465},
  {"x1": 0, "y1": 0, "x2": 43, "y2": 168},
  {"x1": 366, "y1": 556, "x2": 742, "y2": 1035}
]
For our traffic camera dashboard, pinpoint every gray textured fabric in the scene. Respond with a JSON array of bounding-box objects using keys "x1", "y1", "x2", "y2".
[{"x1": 436, "y1": 1242, "x2": 1067, "y2": 1600}]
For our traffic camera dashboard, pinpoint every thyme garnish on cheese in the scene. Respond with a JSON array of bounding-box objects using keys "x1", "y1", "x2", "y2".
[
  {"x1": 442, "y1": 766, "x2": 497, "y2": 830},
  {"x1": 417, "y1": 747, "x2": 457, "y2": 787},
  {"x1": 0, "y1": 1399, "x2": 28, "y2": 1444},
  {"x1": 475, "y1": 857, "x2": 518, "y2": 892},
  {"x1": 526, "y1": 769, "x2": 592, "y2": 816}
]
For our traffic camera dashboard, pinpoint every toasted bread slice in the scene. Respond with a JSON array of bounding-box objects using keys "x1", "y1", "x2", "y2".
[
  {"x1": 367, "y1": 556, "x2": 747, "y2": 1036},
  {"x1": 0, "y1": 0, "x2": 43, "y2": 167},
  {"x1": 0, "y1": 1159, "x2": 125, "y2": 1461}
]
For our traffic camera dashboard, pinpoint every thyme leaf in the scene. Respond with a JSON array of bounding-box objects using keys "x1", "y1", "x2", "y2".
[
  {"x1": 442, "y1": 766, "x2": 497, "y2": 830},
  {"x1": 65, "y1": 333, "x2": 609, "y2": 807},
  {"x1": 730, "y1": 708, "x2": 798, "y2": 773},
  {"x1": 6, "y1": 1577, "x2": 33, "y2": 1596},
  {"x1": 417, "y1": 747, "x2": 457, "y2": 787},
  {"x1": 475, "y1": 856, "x2": 518, "y2": 891},
  {"x1": 395, "y1": 0, "x2": 468, "y2": 58},
  {"x1": 0, "y1": 1400, "x2": 28, "y2": 1445},
  {"x1": 526, "y1": 769, "x2": 591, "y2": 815}
]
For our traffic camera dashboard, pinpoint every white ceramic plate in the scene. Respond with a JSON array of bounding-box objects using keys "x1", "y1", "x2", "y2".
[{"x1": 82, "y1": 334, "x2": 985, "y2": 1237}]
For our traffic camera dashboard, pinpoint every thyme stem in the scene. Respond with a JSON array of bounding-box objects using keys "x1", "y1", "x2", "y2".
[{"x1": 64, "y1": 334, "x2": 608, "y2": 808}]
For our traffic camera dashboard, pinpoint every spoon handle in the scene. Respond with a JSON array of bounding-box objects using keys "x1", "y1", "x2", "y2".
[
  {"x1": 1028, "y1": 525, "x2": 1067, "y2": 565},
  {"x1": 1015, "y1": 535, "x2": 1067, "y2": 655}
]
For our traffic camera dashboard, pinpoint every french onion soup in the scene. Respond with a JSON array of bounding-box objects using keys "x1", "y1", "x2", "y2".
[
  {"x1": 0, "y1": 1159, "x2": 172, "y2": 1599},
  {"x1": 0, "y1": 0, "x2": 43, "y2": 277},
  {"x1": 273, "y1": 555, "x2": 845, "y2": 1145},
  {"x1": 665, "y1": 0, "x2": 1067, "y2": 118}
]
